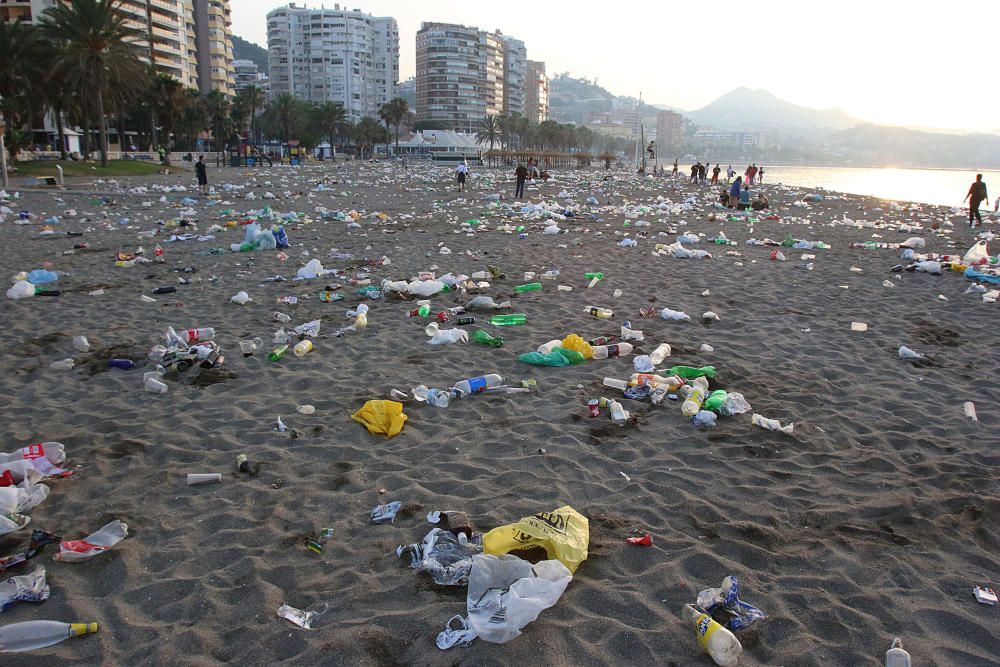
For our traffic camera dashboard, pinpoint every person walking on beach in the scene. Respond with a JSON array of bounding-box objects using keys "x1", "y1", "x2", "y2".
[
  {"x1": 195, "y1": 155, "x2": 208, "y2": 195},
  {"x1": 711, "y1": 164, "x2": 721, "y2": 185},
  {"x1": 964, "y1": 173, "x2": 988, "y2": 227},
  {"x1": 672, "y1": 158, "x2": 679, "y2": 176},
  {"x1": 699, "y1": 162, "x2": 707, "y2": 184},
  {"x1": 455, "y1": 159, "x2": 469, "y2": 192},
  {"x1": 515, "y1": 162, "x2": 528, "y2": 199},
  {"x1": 690, "y1": 162, "x2": 700, "y2": 183}
]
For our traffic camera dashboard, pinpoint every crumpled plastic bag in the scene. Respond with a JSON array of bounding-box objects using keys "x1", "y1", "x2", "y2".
[
  {"x1": 457, "y1": 554, "x2": 572, "y2": 645},
  {"x1": 351, "y1": 400, "x2": 407, "y2": 437},
  {"x1": 483, "y1": 505, "x2": 589, "y2": 573},
  {"x1": 297, "y1": 258, "x2": 327, "y2": 279},
  {"x1": 0, "y1": 566, "x2": 49, "y2": 612},
  {"x1": 6, "y1": 281, "x2": 34, "y2": 300},
  {"x1": 963, "y1": 240, "x2": 989, "y2": 266},
  {"x1": 518, "y1": 348, "x2": 584, "y2": 366},
  {"x1": 399, "y1": 528, "x2": 483, "y2": 586},
  {"x1": 561, "y1": 334, "x2": 593, "y2": 359},
  {"x1": 696, "y1": 575, "x2": 767, "y2": 630}
]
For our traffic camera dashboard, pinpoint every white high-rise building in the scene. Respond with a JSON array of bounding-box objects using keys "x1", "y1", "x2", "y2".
[
  {"x1": 266, "y1": 3, "x2": 399, "y2": 119},
  {"x1": 503, "y1": 37, "x2": 526, "y2": 118}
]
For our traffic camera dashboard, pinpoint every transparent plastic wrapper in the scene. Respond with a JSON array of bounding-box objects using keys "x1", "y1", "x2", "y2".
[
  {"x1": 696, "y1": 575, "x2": 767, "y2": 630},
  {"x1": 398, "y1": 528, "x2": 483, "y2": 586},
  {"x1": 54, "y1": 520, "x2": 128, "y2": 562},
  {"x1": 465, "y1": 296, "x2": 511, "y2": 310},
  {"x1": 370, "y1": 501, "x2": 402, "y2": 525},
  {"x1": 277, "y1": 602, "x2": 328, "y2": 629},
  {"x1": 720, "y1": 393, "x2": 752, "y2": 417},
  {"x1": 428, "y1": 329, "x2": 468, "y2": 345},
  {"x1": 751, "y1": 413, "x2": 794, "y2": 434},
  {"x1": 296, "y1": 259, "x2": 326, "y2": 279},
  {"x1": 0, "y1": 567, "x2": 49, "y2": 612},
  {"x1": 446, "y1": 554, "x2": 572, "y2": 645}
]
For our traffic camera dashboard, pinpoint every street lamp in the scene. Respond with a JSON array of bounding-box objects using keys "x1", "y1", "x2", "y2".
[{"x1": 0, "y1": 114, "x2": 8, "y2": 189}]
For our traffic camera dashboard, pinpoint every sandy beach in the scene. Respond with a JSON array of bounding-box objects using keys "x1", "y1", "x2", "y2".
[{"x1": 1, "y1": 161, "x2": 998, "y2": 666}]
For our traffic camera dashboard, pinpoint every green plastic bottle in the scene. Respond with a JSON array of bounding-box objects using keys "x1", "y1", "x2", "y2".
[
  {"x1": 473, "y1": 330, "x2": 504, "y2": 347},
  {"x1": 514, "y1": 282, "x2": 542, "y2": 293},
  {"x1": 703, "y1": 390, "x2": 728, "y2": 412},
  {"x1": 584, "y1": 272, "x2": 604, "y2": 280},
  {"x1": 239, "y1": 241, "x2": 257, "y2": 252},
  {"x1": 491, "y1": 314, "x2": 527, "y2": 326},
  {"x1": 667, "y1": 365, "x2": 716, "y2": 379},
  {"x1": 269, "y1": 345, "x2": 289, "y2": 362}
]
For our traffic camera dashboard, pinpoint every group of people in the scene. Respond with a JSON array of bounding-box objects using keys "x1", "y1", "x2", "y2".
[{"x1": 721, "y1": 175, "x2": 769, "y2": 211}]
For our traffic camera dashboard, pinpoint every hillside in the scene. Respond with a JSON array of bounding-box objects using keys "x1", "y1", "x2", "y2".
[
  {"x1": 232, "y1": 35, "x2": 269, "y2": 76},
  {"x1": 548, "y1": 74, "x2": 675, "y2": 124},
  {"x1": 688, "y1": 87, "x2": 857, "y2": 130},
  {"x1": 824, "y1": 124, "x2": 1000, "y2": 169}
]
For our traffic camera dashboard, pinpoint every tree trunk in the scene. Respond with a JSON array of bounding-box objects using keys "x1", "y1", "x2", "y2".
[
  {"x1": 80, "y1": 111, "x2": 90, "y2": 159},
  {"x1": 96, "y1": 89, "x2": 109, "y2": 167},
  {"x1": 55, "y1": 105, "x2": 67, "y2": 160}
]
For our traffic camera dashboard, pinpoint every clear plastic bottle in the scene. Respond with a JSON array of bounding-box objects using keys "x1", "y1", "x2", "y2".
[
  {"x1": 54, "y1": 520, "x2": 128, "y2": 562},
  {"x1": 293, "y1": 340, "x2": 313, "y2": 356},
  {"x1": 885, "y1": 638, "x2": 911, "y2": 667},
  {"x1": 0, "y1": 620, "x2": 98, "y2": 653},
  {"x1": 584, "y1": 306, "x2": 614, "y2": 318},
  {"x1": 684, "y1": 604, "x2": 742, "y2": 667},
  {"x1": 592, "y1": 342, "x2": 633, "y2": 359},
  {"x1": 681, "y1": 377, "x2": 710, "y2": 417},
  {"x1": 452, "y1": 374, "x2": 503, "y2": 396},
  {"x1": 649, "y1": 343, "x2": 672, "y2": 365},
  {"x1": 537, "y1": 339, "x2": 563, "y2": 355},
  {"x1": 182, "y1": 328, "x2": 215, "y2": 343},
  {"x1": 607, "y1": 399, "x2": 629, "y2": 424}
]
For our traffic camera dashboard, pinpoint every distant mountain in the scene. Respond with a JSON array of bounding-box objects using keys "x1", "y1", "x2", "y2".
[
  {"x1": 548, "y1": 74, "x2": 674, "y2": 124},
  {"x1": 825, "y1": 124, "x2": 1000, "y2": 169},
  {"x1": 688, "y1": 88, "x2": 857, "y2": 131},
  {"x1": 232, "y1": 35, "x2": 268, "y2": 76}
]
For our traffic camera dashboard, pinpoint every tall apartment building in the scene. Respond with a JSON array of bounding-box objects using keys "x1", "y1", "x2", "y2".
[
  {"x1": 502, "y1": 37, "x2": 526, "y2": 117},
  {"x1": 415, "y1": 22, "x2": 528, "y2": 132},
  {"x1": 525, "y1": 60, "x2": 548, "y2": 124},
  {"x1": 266, "y1": 3, "x2": 399, "y2": 120},
  {"x1": 233, "y1": 59, "x2": 267, "y2": 92},
  {"x1": 656, "y1": 110, "x2": 684, "y2": 156},
  {"x1": 1, "y1": 0, "x2": 233, "y2": 95},
  {"x1": 193, "y1": 0, "x2": 235, "y2": 96}
]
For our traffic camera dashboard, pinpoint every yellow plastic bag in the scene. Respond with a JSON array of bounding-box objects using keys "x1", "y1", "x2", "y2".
[
  {"x1": 483, "y1": 505, "x2": 589, "y2": 573},
  {"x1": 561, "y1": 334, "x2": 593, "y2": 360},
  {"x1": 351, "y1": 400, "x2": 407, "y2": 438}
]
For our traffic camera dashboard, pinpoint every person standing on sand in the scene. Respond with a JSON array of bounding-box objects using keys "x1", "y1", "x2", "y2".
[
  {"x1": 690, "y1": 162, "x2": 699, "y2": 183},
  {"x1": 515, "y1": 162, "x2": 528, "y2": 199},
  {"x1": 711, "y1": 164, "x2": 721, "y2": 185},
  {"x1": 455, "y1": 159, "x2": 469, "y2": 192},
  {"x1": 964, "y1": 173, "x2": 988, "y2": 227},
  {"x1": 195, "y1": 155, "x2": 208, "y2": 195},
  {"x1": 758, "y1": 166, "x2": 765, "y2": 183},
  {"x1": 727, "y1": 165, "x2": 735, "y2": 183},
  {"x1": 672, "y1": 158, "x2": 679, "y2": 176},
  {"x1": 699, "y1": 162, "x2": 707, "y2": 183},
  {"x1": 729, "y1": 176, "x2": 742, "y2": 208}
]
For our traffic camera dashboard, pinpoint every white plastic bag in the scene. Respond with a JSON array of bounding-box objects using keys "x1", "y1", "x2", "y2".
[
  {"x1": 465, "y1": 554, "x2": 572, "y2": 644},
  {"x1": 407, "y1": 280, "x2": 445, "y2": 297},
  {"x1": 6, "y1": 281, "x2": 34, "y2": 300},
  {"x1": 296, "y1": 259, "x2": 326, "y2": 280},
  {"x1": 660, "y1": 307, "x2": 691, "y2": 321},
  {"x1": 428, "y1": 329, "x2": 468, "y2": 345},
  {"x1": 963, "y1": 240, "x2": 989, "y2": 266}
]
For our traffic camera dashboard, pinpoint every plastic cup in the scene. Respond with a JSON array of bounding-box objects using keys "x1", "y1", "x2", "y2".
[
  {"x1": 187, "y1": 473, "x2": 221, "y2": 486},
  {"x1": 240, "y1": 337, "x2": 264, "y2": 357},
  {"x1": 144, "y1": 377, "x2": 168, "y2": 393}
]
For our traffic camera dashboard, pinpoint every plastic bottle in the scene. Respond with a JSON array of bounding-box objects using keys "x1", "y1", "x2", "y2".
[
  {"x1": 629, "y1": 373, "x2": 684, "y2": 390},
  {"x1": 607, "y1": 399, "x2": 629, "y2": 424},
  {"x1": 354, "y1": 304, "x2": 369, "y2": 328},
  {"x1": 681, "y1": 377, "x2": 710, "y2": 417},
  {"x1": 490, "y1": 314, "x2": 526, "y2": 326},
  {"x1": 452, "y1": 374, "x2": 503, "y2": 396},
  {"x1": 182, "y1": 328, "x2": 215, "y2": 343},
  {"x1": 649, "y1": 343, "x2": 672, "y2": 365},
  {"x1": 585, "y1": 306, "x2": 614, "y2": 319},
  {"x1": 293, "y1": 340, "x2": 313, "y2": 356},
  {"x1": 269, "y1": 345, "x2": 289, "y2": 361},
  {"x1": 703, "y1": 390, "x2": 729, "y2": 412},
  {"x1": 537, "y1": 339, "x2": 563, "y2": 355},
  {"x1": 55, "y1": 520, "x2": 128, "y2": 562},
  {"x1": 273, "y1": 312, "x2": 292, "y2": 323},
  {"x1": 0, "y1": 620, "x2": 98, "y2": 653},
  {"x1": 585, "y1": 271, "x2": 603, "y2": 288},
  {"x1": 514, "y1": 282, "x2": 542, "y2": 293},
  {"x1": 592, "y1": 342, "x2": 633, "y2": 359},
  {"x1": 668, "y1": 365, "x2": 716, "y2": 379},
  {"x1": 409, "y1": 304, "x2": 431, "y2": 318},
  {"x1": 588, "y1": 335, "x2": 614, "y2": 346},
  {"x1": 885, "y1": 638, "x2": 911, "y2": 667},
  {"x1": 473, "y1": 330, "x2": 504, "y2": 347},
  {"x1": 685, "y1": 604, "x2": 742, "y2": 667}
]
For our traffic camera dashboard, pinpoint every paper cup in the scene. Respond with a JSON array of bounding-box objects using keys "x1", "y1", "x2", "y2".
[{"x1": 187, "y1": 473, "x2": 221, "y2": 486}]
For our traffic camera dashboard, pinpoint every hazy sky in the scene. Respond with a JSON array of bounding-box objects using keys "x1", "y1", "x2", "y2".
[{"x1": 232, "y1": 0, "x2": 1000, "y2": 133}]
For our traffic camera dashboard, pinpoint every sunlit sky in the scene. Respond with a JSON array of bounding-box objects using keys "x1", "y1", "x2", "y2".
[{"x1": 232, "y1": 0, "x2": 1000, "y2": 134}]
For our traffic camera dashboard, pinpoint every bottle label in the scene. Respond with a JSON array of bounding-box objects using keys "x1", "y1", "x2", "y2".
[
  {"x1": 695, "y1": 613, "x2": 721, "y2": 650},
  {"x1": 60, "y1": 539, "x2": 106, "y2": 554},
  {"x1": 467, "y1": 377, "x2": 487, "y2": 393}
]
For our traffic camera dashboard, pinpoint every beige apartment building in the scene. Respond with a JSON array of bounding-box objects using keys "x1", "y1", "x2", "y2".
[
  {"x1": 0, "y1": 0, "x2": 233, "y2": 95},
  {"x1": 525, "y1": 60, "x2": 548, "y2": 124}
]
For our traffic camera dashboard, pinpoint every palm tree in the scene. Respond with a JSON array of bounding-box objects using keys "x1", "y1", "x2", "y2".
[
  {"x1": 312, "y1": 101, "x2": 347, "y2": 159},
  {"x1": 267, "y1": 93, "x2": 302, "y2": 145},
  {"x1": 203, "y1": 90, "x2": 232, "y2": 152},
  {"x1": 0, "y1": 20, "x2": 43, "y2": 125},
  {"x1": 39, "y1": 0, "x2": 146, "y2": 167},
  {"x1": 240, "y1": 85, "x2": 267, "y2": 145},
  {"x1": 150, "y1": 73, "x2": 185, "y2": 164},
  {"x1": 175, "y1": 89, "x2": 207, "y2": 152},
  {"x1": 378, "y1": 97, "x2": 409, "y2": 155},
  {"x1": 353, "y1": 117, "x2": 384, "y2": 160},
  {"x1": 476, "y1": 115, "x2": 501, "y2": 164}
]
